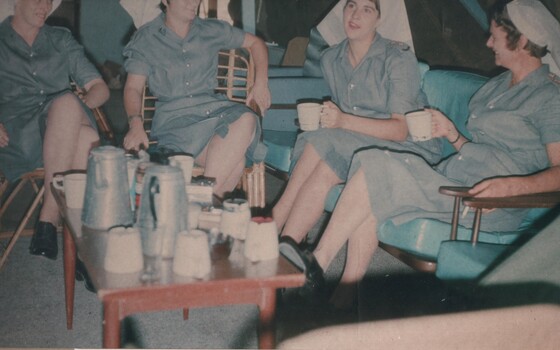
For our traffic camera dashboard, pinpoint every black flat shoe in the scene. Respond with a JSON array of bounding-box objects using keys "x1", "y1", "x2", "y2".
[
  {"x1": 29, "y1": 221, "x2": 58, "y2": 260},
  {"x1": 279, "y1": 236, "x2": 326, "y2": 301},
  {"x1": 75, "y1": 259, "x2": 96, "y2": 293}
]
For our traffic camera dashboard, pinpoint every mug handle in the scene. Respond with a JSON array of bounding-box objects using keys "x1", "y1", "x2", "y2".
[
  {"x1": 53, "y1": 174, "x2": 65, "y2": 191},
  {"x1": 149, "y1": 176, "x2": 160, "y2": 230}
]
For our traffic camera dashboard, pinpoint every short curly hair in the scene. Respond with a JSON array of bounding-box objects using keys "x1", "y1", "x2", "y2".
[{"x1": 490, "y1": 0, "x2": 548, "y2": 58}]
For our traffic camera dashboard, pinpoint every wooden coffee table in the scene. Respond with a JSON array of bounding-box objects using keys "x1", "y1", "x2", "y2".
[{"x1": 52, "y1": 185, "x2": 304, "y2": 348}]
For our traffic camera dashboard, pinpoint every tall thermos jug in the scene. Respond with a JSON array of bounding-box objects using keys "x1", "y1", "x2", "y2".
[
  {"x1": 82, "y1": 146, "x2": 133, "y2": 230},
  {"x1": 137, "y1": 165, "x2": 188, "y2": 259}
]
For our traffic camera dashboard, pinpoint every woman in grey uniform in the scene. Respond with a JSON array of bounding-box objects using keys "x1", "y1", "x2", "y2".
[
  {"x1": 272, "y1": 0, "x2": 441, "y2": 244},
  {"x1": 122, "y1": 0, "x2": 270, "y2": 198},
  {"x1": 280, "y1": 0, "x2": 560, "y2": 309},
  {"x1": 0, "y1": 0, "x2": 109, "y2": 260}
]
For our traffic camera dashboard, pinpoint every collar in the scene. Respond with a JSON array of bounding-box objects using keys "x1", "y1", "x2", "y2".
[
  {"x1": 153, "y1": 13, "x2": 201, "y2": 40},
  {"x1": 334, "y1": 33, "x2": 388, "y2": 63}
]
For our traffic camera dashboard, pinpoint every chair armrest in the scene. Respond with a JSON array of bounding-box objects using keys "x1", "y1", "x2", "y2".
[
  {"x1": 463, "y1": 191, "x2": 560, "y2": 209},
  {"x1": 439, "y1": 186, "x2": 472, "y2": 197}
]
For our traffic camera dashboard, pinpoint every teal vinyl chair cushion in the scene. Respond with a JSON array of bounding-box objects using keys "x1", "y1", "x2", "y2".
[
  {"x1": 378, "y1": 219, "x2": 523, "y2": 262},
  {"x1": 263, "y1": 130, "x2": 299, "y2": 173},
  {"x1": 436, "y1": 241, "x2": 515, "y2": 280}
]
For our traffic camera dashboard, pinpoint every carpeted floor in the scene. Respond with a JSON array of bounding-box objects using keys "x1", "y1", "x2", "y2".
[{"x1": 0, "y1": 174, "x2": 466, "y2": 349}]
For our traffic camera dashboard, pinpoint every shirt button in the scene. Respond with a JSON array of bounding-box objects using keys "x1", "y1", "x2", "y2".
[
  {"x1": 40, "y1": 90, "x2": 44, "y2": 94},
  {"x1": 489, "y1": 105, "x2": 494, "y2": 109},
  {"x1": 458, "y1": 155, "x2": 463, "y2": 160},
  {"x1": 186, "y1": 63, "x2": 190, "y2": 68},
  {"x1": 352, "y1": 106, "x2": 357, "y2": 111},
  {"x1": 39, "y1": 102, "x2": 44, "y2": 106},
  {"x1": 185, "y1": 81, "x2": 190, "y2": 86},
  {"x1": 29, "y1": 52, "x2": 34, "y2": 57},
  {"x1": 349, "y1": 84, "x2": 355, "y2": 89},
  {"x1": 206, "y1": 110, "x2": 210, "y2": 115},
  {"x1": 32, "y1": 72, "x2": 37, "y2": 76},
  {"x1": 189, "y1": 94, "x2": 193, "y2": 98},
  {"x1": 480, "y1": 131, "x2": 485, "y2": 135},
  {"x1": 182, "y1": 49, "x2": 187, "y2": 53}
]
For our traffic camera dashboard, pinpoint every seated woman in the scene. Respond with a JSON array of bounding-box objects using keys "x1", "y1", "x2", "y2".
[
  {"x1": 272, "y1": 0, "x2": 441, "y2": 243},
  {"x1": 0, "y1": 0, "x2": 110, "y2": 260},
  {"x1": 280, "y1": 0, "x2": 560, "y2": 309},
  {"x1": 122, "y1": 0, "x2": 270, "y2": 198}
]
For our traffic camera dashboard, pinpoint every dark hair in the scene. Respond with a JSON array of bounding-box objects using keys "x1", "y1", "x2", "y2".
[
  {"x1": 159, "y1": 1, "x2": 166, "y2": 13},
  {"x1": 490, "y1": 0, "x2": 548, "y2": 58},
  {"x1": 344, "y1": 0, "x2": 381, "y2": 17}
]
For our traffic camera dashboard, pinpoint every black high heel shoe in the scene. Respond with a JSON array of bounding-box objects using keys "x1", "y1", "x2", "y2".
[
  {"x1": 75, "y1": 258, "x2": 96, "y2": 293},
  {"x1": 29, "y1": 221, "x2": 58, "y2": 260},
  {"x1": 279, "y1": 236, "x2": 326, "y2": 301}
]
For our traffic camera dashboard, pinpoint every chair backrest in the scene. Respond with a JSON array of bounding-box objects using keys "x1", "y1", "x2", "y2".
[
  {"x1": 142, "y1": 49, "x2": 257, "y2": 142},
  {"x1": 421, "y1": 69, "x2": 488, "y2": 157}
]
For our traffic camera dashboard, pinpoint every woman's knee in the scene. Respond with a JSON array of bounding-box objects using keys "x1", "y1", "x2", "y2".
[{"x1": 80, "y1": 125, "x2": 100, "y2": 146}]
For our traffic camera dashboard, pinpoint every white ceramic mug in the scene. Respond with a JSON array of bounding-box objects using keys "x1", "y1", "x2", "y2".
[
  {"x1": 169, "y1": 154, "x2": 194, "y2": 185},
  {"x1": 405, "y1": 110, "x2": 432, "y2": 141},
  {"x1": 244, "y1": 217, "x2": 279, "y2": 263},
  {"x1": 104, "y1": 226, "x2": 144, "y2": 274},
  {"x1": 53, "y1": 172, "x2": 87, "y2": 209},
  {"x1": 173, "y1": 230, "x2": 211, "y2": 279},
  {"x1": 297, "y1": 102, "x2": 323, "y2": 131}
]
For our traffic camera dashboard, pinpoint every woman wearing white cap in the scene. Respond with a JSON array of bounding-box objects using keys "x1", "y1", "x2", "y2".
[
  {"x1": 279, "y1": 0, "x2": 560, "y2": 309},
  {"x1": 0, "y1": 0, "x2": 110, "y2": 260}
]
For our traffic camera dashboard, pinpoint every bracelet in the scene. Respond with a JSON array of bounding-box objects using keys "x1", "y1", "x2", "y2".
[
  {"x1": 127, "y1": 114, "x2": 144, "y2": 124},
  {"x1": 449, "y1": 132, "x2": 461, "y2": 144}
]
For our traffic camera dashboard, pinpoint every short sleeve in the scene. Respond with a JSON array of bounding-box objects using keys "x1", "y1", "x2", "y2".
[
  {"x1": 385, "y1": 47, "x2": 423, "y2": 114},
  {"x1": 123, "y1": 31, "x2": 152, "y2": 77},
  {"x1": 60, "y1": 30, "x2": 101, "y2": 87}
]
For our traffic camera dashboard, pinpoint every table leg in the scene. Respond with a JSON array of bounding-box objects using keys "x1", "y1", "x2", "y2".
[
  {"x1": 257, "y1": 287, "x2": 277, "y2": 349},
  {"x1": 103, "y1": 300, "x2": 121, "y2": 348},
  {"x1": 63, "y1": 224, "x2": 76, "y2": 330}
]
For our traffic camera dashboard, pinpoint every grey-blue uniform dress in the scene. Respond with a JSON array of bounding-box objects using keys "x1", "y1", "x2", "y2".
[
  {"x1": 123, "y1": 14, "x2": 266, "y2": 162},
  {"x1": 350, "y1": 66, "x2": 560, "y2": 232},
  {"x1": 291, "y1": 34, "x2": 442, "y2": 179},
  {"x1": 0, "y1": 18, "x2": 100, "y2": 181}
]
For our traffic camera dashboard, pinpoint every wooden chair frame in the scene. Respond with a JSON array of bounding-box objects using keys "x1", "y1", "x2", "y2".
[{"x1": 141, "y1": 49, "x2": 266, "y2": 208}]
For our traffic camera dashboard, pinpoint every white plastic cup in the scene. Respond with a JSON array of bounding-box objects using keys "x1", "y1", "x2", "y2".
[
  {"x1": 53, "y1": 172, "x2": 87, "y2": 209},
  {"x1": 405, "y1": 110, "x2": 433, "y2": 141},
  {"x1": 244, "y1": 217, "x2": 279, "y2": 263},
  {"x1": 173, "y1": 230, "x2": 211, "y2": 279},
  {"x1": 169, "y1": 155, "x2": 194, "y2": 185},
  {"x1": 220, "y1": 198, "x2": 251, "y2": 240},
  {"x1": 297, "y1": 102, "x2": 323, "y2": 131},
  {"x1": 104, "y1": 227, "x2": 143, "y2": 273}
]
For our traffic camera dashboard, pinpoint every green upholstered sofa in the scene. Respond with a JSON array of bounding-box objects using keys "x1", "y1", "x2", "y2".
[{"x1": 264, "y1": 65, "x2": 560, "y2": 281}]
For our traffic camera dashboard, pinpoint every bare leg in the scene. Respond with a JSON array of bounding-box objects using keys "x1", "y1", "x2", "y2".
[
  {"x1": 281, "y1": 161, "x2": 342, "y2": 243},
  {"x1": 199, "y1": 113, "x2": 256, "y2": 197},
  {"x1": 312, "y1": 169, "x2": 379, "y2": 307},
  {"x1": 272, "y1": 144, "x2": 324, "y2": 230},
  {"x1": 40, "y1": 93, "x2": 99, "y2": 224}
]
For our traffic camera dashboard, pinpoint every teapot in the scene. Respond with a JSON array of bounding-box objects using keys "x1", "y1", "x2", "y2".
[
  {"x1": 82, "y1": 146, "x2": 133, "y2": 230},
  {"x1": 137, "y1": 165, "x2": 188, "y2": 258}
]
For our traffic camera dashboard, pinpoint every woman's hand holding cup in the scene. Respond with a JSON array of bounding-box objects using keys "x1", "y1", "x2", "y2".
[
  {"x1": 429, "y1": 108, "x2": 458, "y2": 140},
  {"x1": 320, "y1": 101, "x2": 344, "y2": 129}
]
